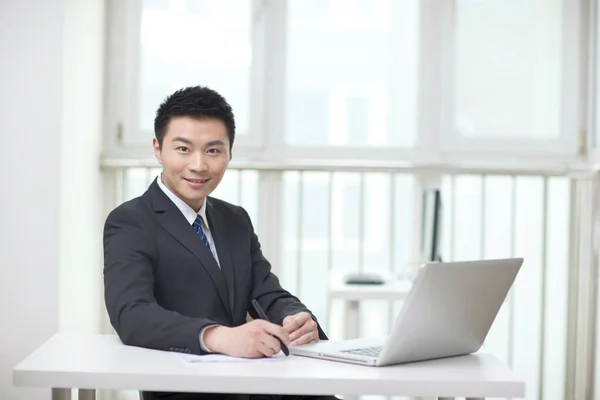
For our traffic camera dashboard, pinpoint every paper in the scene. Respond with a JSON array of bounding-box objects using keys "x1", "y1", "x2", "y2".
[{"x1": 177, "y1": 353, "x2": 285, "y2": 363}]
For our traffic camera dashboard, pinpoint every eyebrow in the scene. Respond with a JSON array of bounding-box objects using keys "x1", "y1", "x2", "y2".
[
  {"x1": 171, "y1": 136, "x2": 193, "y2": 145},
  {"x1": 205, "y1": 140, "x2": 227, "y2": 147},
  {"x1": 171, "y1": 137, "x2": 227, "y2": 148}
]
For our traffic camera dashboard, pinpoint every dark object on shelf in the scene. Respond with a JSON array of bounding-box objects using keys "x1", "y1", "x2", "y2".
[{"x1": 344, "y1": 273, "x2": 385, "y2": 285}]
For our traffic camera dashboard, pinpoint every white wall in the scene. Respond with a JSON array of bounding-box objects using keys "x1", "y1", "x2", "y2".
[
  {"x1": 59, "y1": 0, "x2": 105, "y2": 334},
  {"x1": 0, "y1": 0, "x2": 64, "y2": 399},
  {"x1": 0, "y1": 0, "x2": 105, "y2": 398}
]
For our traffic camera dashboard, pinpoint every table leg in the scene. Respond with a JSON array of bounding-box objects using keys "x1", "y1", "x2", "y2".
[
  {"x1": 345, "y1": 300, "x2": 360, "y2": 339},
  {"x1": 51, "y1": 388, "x2": 70, "y2": 400},
  {"x1": 437, "y1": 398, "x2": 485, "y2": 400},
  {"x1": 79, "y1": 388, "x2": 96, "y2": 400},
  {"x1": 342, "y1": 301, "x2": 360, "y2": 400}
]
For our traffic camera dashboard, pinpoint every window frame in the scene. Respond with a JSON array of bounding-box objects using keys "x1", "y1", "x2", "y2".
[
  {"x1": 104, "y1": 0, "x2": 267, "y2": 159},
  {"x1": 437, "y1": 0, "x2": 586, "y2": 160},
  {"x1": 103, "y1": 0, "x2": 590, "y2": 166}
]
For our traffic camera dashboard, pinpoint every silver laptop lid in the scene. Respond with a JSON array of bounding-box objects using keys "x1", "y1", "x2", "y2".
[{"x1": 377, "y1": 257, "x2": 523, "y2": 366}]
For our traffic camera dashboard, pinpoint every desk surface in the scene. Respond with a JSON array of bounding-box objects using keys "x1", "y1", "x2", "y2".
[{"x1": 13, "y1": 333, "x2": 524, "y2": 397}]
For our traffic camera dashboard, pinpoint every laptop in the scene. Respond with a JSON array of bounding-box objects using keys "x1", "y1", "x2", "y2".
[{"x1": 290, "y1": 258, "x2": 523, "y2": 367}]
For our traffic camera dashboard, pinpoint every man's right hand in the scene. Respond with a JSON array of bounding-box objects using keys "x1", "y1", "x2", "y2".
[{"x1": 203, "y1": 319, "x2": 290, "y2": 358}]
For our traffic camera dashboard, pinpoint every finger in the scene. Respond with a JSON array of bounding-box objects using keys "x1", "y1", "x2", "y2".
[
  {"x1": 282, "y1": 314, "x2": 305, "y2": 334},
  {"x1": 258, "y1": 333, "x2": 281, "y2": 357},
  {"x1": 289, "y1": 319, "x2": 318, "y2": 342},
  {"x1": 284, "y1": 312, "x2": 312, "y2": 335},
  {"x1": 291, "y1": 330, "x2": 319, "y2": 347},
  {"x1": 262, "y1": 321, "x2": 291, "y2": 345},
  {"x1": 282, "y1": 321, "x2": 296, "y2": 335},
  {"x1": 243, "y1": 340, "x2": 266, "y2": 359},
  {"x1": 294, "y1": 312, "x2": 312, "y2": 325},
  {"x1": 257, "y1": 342, "x2": 277, "y2": 358},
  {"x1": 282, "y1": 315, "x2": 295, "y2": 326},
  {"x1": 246, "y1": 349, "x2": 265, "y2": 359}
]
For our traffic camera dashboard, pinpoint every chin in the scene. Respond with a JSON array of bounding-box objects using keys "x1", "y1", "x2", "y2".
[
  {"x1": 193, "y1": 187, "x2": 213, "y2": 198},
  {"x1": 184, "y1": 190, "x2": 207, "y2": 201}
]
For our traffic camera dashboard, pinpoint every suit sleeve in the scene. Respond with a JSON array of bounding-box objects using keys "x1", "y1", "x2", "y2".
[
  {"x1": 240, "y1": 207, "x2": 328, "y2": 340},
  {"x1": 103, "y1": 203, "x2": 218, "y2": 355}
]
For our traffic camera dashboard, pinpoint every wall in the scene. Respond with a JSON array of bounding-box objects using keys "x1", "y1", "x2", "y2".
[
  {"x1": 59, "y1": 0, "x2": 105, "y2": 334},
  {"x1": 0, "y1": 0, "x2": 105, "y2": 398},
  {"x1": 0, "y1": 0, "x2": 64, "y2": 398}
]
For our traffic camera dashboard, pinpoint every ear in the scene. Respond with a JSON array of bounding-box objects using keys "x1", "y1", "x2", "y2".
[{"x1": 152, "y1": 138, "x2": 163, "y2": 165}]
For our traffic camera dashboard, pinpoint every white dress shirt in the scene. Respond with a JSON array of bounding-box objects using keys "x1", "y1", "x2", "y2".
[
  {"x1": 156, "y1": 175, "x2": 220, "y2": 267},
  {"x1": 156, "y1": 175, "x2": 221, "y2": 351}
]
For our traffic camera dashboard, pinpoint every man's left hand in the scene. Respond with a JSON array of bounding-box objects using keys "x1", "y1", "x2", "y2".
[{"x1": 282, "y1": 312, "x2": 319, "y2": 346}]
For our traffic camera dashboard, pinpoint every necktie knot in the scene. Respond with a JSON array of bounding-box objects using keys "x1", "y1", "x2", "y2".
[{"x1": 192, "y1": 215, "x2": 210, "y2": 248}]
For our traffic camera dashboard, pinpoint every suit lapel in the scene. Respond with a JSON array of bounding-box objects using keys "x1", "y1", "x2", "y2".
[
  {"x1": 206, "y1": 199, "x2": 236, "y2": 315},
  {"x1": 147, "y1": 180, "x2": 231, "y2": 316}
]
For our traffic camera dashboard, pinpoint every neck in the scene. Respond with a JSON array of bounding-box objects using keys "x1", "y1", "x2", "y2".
[{"x1": 189, "y1": 200, "x2": 204, "y2": 214}]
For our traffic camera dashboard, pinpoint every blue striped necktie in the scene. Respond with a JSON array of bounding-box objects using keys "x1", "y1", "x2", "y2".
[{"x1": 192, "y1": 215, "x2": 210, "y2": 249}]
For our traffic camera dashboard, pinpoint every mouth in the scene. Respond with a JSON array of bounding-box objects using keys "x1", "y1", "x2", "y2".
[{"x1": 184, "y1": 178, "x2": 210, "y2": 188}]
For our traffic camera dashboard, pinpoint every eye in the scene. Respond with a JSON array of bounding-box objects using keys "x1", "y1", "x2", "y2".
[
  {"x1": 176, "y1": 146, "x2": 190, "y2": 152},
  {"x1": 207, "y1": 148, "x2": 221, "y2": 154}
]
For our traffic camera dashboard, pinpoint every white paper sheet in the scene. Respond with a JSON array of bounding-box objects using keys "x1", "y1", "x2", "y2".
[{"x1": 177, "y1": 352, "x2": 285, "y2": 363}]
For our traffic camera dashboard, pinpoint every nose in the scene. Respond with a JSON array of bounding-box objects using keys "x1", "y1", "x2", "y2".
[{"x1": 188, "y1": 152, "x2": 208, "y2": 173}]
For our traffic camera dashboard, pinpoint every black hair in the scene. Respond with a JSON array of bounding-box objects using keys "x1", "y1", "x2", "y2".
[{"x1": 154, "y1": 86, "x2": 236, "y2": 149}]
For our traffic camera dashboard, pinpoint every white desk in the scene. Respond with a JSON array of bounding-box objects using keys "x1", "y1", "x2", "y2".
[
  {"x1": 330, "y1": 280, "x2": 412, "y2": 339},
  {"x1": 13, "y1": 333, "x2": 524, "y2": 400}
]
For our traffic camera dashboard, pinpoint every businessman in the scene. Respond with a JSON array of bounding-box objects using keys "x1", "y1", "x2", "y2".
[{"x1": 103, "y1": 86, "x2": 337, "y2": 400}]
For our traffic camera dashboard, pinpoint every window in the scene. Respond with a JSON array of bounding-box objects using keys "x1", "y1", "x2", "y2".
[
  {"x1": 454, "y1": 0, "x2": 561, "y2": 139},
  {"x1": 284, "y1": 0, "x2": 419, "y2": 148},
  {"x1": 440, "y1": 174, "x2": 570, "y2": 400},
  {"x1": 442, "y1": 0, "x2": 579, "y2": 155},
  {"x1": 280, "y1": 171, "x2": 415, "y2": 333},
  {"x1": 125, "y1": 0, "x2": 252, "y2": 145},
  {"x1": 107, "y1": 0, "x2": 583, "y2": 159}
]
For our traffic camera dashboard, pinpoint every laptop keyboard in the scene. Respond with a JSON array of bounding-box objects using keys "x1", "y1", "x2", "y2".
[{"x1": 341, "y1": 346, "x2": 382, "y2": 357}]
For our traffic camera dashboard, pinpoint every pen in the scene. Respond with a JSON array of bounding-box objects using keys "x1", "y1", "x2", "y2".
[{"x1": 251, "y1": 299, "x2": 290, "y2": 356}]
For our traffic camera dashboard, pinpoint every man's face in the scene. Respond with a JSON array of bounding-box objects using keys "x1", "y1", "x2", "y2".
[{"x1": 153, "y1": 116, "x2": 231, "y2": 212}]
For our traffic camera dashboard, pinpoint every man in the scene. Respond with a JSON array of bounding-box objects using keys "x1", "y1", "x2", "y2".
[{"x1": 103, "y1": 86, "x2": 337, "y2": 400}]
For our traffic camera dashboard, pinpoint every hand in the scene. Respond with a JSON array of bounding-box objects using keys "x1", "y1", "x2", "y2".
[
  {"x1": 203, "y1": 320, "x2": 290, "y2": 358},
  {"x1": 283, "y1": 312, "x2": 319, "y2": 346}
]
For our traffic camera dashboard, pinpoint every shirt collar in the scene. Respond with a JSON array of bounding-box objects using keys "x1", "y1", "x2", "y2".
[{"x1": 156, "y1": 174, "x2": 209, "y2": 227}]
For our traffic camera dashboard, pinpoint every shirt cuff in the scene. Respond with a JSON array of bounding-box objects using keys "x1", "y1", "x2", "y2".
[{"x1": 199, "y1": 325, "x2": 220, "y2": 352}]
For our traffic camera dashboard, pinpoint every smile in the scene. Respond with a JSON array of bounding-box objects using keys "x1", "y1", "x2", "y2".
[{"x1": 184, "y1": 178, "x2": 209, "y2": 186}]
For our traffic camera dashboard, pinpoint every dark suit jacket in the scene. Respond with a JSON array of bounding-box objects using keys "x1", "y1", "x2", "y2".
[{"x1": 103, "y1": 179, "x2": 327, "y2": 399}]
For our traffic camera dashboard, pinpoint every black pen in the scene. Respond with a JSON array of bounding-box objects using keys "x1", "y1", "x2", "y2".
[{"x1": 251, "y1": 299, "x2": 290, "y2": 356}]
